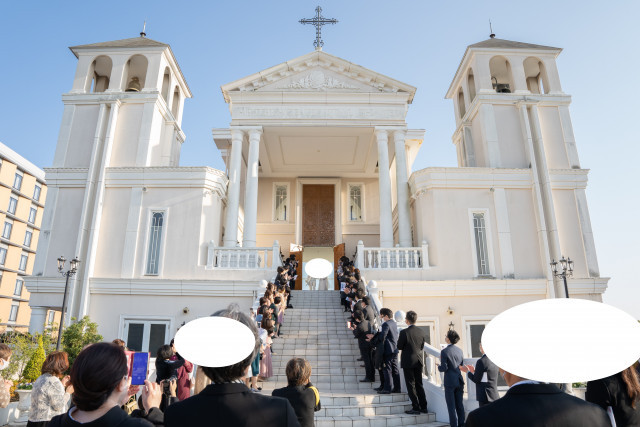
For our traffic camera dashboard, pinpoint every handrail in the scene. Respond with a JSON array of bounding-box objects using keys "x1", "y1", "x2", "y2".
[
  {"x1": 355, "y1": 240, "x2": 430, "y2": 270},
  {"x1": 206, "y1": 240, "x2": 282, "y2": 270}
]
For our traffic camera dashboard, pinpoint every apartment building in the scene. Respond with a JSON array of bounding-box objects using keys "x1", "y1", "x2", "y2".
[{"x1": 0, "y1": 142, "x2": 50, "y2": 331}]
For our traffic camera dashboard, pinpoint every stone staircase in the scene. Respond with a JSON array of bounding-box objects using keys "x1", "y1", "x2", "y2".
[{"x1": 261, "y1": 290, "x2": 447, "y2": 427}]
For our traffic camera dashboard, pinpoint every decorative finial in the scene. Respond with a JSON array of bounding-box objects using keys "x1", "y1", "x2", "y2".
[
  {"x1": 140, "y1": 21, "x2": 147, "y2": 38},
  {"x1": 489, "y1": 20, "x2": 495, "y2": 38},
  {"x1": 299, "y1": 6, "x2": 338, "y2": 50}
]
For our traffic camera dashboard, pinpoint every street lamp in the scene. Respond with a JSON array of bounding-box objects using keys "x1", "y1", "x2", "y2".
[
  {"x1": 550, "y1": 256, "x2": 573, "y2": 298},
  {"x1": 56, "y1": 256, "x2": 80, "y2": 350}
]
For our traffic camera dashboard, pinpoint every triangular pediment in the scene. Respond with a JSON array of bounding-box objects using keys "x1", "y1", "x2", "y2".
[{"x1": 221, "y1": 50, "x2": 416, "y2": 103}]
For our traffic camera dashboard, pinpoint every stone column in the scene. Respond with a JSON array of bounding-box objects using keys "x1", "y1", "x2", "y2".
[
  {"x1": 393, "y1": 130, "x2": 412, "y2": 247},
  {"x1": 223, "y1": 129, "x2": 244, "y2": 247},
  {"x1": 375, "y1": 129, "x2": 393, "y2": 247},
  {"x1": 28, "y1": 306, "x2": 48, "y2": 335},
  {"x1": 242, "y1": 128, "x2": 262, "y2": 248}
]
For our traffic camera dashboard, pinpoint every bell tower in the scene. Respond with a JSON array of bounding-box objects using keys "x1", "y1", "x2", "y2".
[
  {"x1": 445, "y1": 37, "x2": 600, "y2": 298},
  {"x1": 30, "y1": 35, "x2": 192, "y2": 329}
]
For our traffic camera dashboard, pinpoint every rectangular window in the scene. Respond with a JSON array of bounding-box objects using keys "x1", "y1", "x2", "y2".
[
  {"x1": 0, "y1": 247, "x2": 6, "y2": 265},
  {"x1": 145, "y1": 212, "x2": 164, "y2": 275},
  {"x1": 14, "y1": 279, "x2": 23, "y2": 297},
  {"x1": 348, "y1": 184, "x2": 363, "y2": 221},
  {"x1": 28, "y1": 207, "x2": 37, "y2": 224},
  {"x1": 473, "y1": 213, "x2": 490, "y2": 276},
  {"x1": 274, "y1": 184, "x2": 288, "y2": 221},
  {"x1": 24, "y1": 230, "x2": 32, "y2": 247},
  {"x1": 48, "y1": 310, "x2": 55, "y2": 326},
  {"x1": 124, "y1": 319, "x2": 170, "y2": 352},
  {"x1": 8, "y1": 197, "x2": 17, "y2": 215},
  {"x1": 2, "y1": 221, "x2": 12, "y2": 239},
  {"x1": 19, "y1": 253, "x2": 28, "y2": 272},
  {"x1": 33, "y1": 185, "x2": 41, "y2": 202},
  {"x1": 8, "y1": 304, "x2": 18, "y2": 322},
  {"x1": 13, "y1": 173, "x2": 22, "y2": 191}
]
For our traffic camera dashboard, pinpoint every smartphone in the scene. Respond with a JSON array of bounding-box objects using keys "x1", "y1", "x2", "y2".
[
  {"x1": 127, "y1": 352, "x2": 150, "y2": 386},
  {"x1": 347, "y1": 321, "x2": 352, "y2": 328}
]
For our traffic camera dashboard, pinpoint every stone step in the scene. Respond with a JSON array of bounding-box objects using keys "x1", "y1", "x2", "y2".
[
  {"x1": 317, "y1": 400, "x2": 414, "y2": 417},
  {"x1": 315, "y1": 413, "x2": 437, "y2": 427}
]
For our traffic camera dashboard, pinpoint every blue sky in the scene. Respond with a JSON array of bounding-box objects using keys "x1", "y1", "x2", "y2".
[{"x1": 0, "y1": 1, "x2": 638, "y2": 318}]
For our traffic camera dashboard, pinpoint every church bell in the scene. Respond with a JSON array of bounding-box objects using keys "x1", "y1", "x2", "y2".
[{"x1": 126, "y1": 77, "x2": 141, "y2": 92}]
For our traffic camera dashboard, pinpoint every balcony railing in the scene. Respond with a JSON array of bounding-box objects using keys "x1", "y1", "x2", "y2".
[
  {"x1": 355, "y1": 240, "x2": 430, "y2": 269},
  {"x1": 206, "y1": 240, "x2": 282, "y2": 270}
]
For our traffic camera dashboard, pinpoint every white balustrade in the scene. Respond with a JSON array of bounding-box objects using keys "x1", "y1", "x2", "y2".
[
  {"x1": 206, "y1": 240, "x2": 283, "y2": 270},
  {"x1": 356, "y1": 240, "x2": 430, "y2": 269}
]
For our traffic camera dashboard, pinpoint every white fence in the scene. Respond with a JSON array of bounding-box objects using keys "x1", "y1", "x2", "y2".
[
  {"x1": 206, "y1": 240, "x2": 282, "y2": 270},
  {"x1": 355, "y1": 240, "x2": 430, "y2": 269}
]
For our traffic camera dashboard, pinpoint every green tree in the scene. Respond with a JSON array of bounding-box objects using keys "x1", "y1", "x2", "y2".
[
  {"x1": 62, "y1": 316, "x2": 103, "y2": 366},
  {"x1": 21, "y1": 336, "x2": 45, "y2": 382},
  {"x1": 0, "y1": 332, "x2": 35, "y2": 381}
]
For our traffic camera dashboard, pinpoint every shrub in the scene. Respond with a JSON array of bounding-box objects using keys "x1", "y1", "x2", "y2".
[
  {"x1": 22, "y1": 336, "x2": 45, "y2": 382},
  {"x1": 62, "y1": 316, "x2": 103, "y2": 367}
]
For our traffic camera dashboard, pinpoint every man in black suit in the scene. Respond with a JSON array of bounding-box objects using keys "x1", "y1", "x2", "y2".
[
  {"x1": 272, "y1": 358, "x2": 321, "y2": 427},
  {"x1": 361, "y1": 297, "x2": 376, "y2": 326},
  {"x1": 466, "y1": 369, "x2": 610, "y2": 427},
  {"x1": 460, "y1": 342, "x2": 499, "y2": 407},
  {"x1": 367, "y1": 307, "x2": 400, "y2": 394},
  {"x1": 397, "y1": 310, "x2": 428, "y2": 415},
  {"x1": 351, "y1": 310, "x2": 374, "y2": 382},
  {"x1": 165, "y1": 306, "x2": 300, "y2": 427}
]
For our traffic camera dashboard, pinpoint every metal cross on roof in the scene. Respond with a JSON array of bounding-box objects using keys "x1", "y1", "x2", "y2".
[{"x1": 299, "y1": 6, "x2": 338, "y2": 50}]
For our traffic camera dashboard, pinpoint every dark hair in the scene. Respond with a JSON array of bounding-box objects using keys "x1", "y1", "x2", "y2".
[
  {"x1": 622, "y1": 362, "x2": 640, "y2": 408},
  {"x1": 274, "y1": 296, "x2": 281, "y2": 304},
  {"x1": 405, "y1": 311, "x2": 417, "y2": 324},
  {"x1": 259, "y1": 297, "x2": 267, "y2": 306},
  {"x1": 277, "y1": 266, "x2": 284, "y2": 274},
  {"x1": 0, "y1": 343, "x2": 11, "y2": 360},
  {"x1": 380, "y1": 308, "x2": 393, "y2": 319},
  {"x1": 362, "y1": 296, "x2": 370, "y2": 306},
  {"x1": 291, "y1": 254, "x2": 296, "y2": 260},
  {"x1": 285, "y1": 358, "x2": 311, "y2": 387},
  {"x1": 354, "y1": 271, "x2": 361, "y2": 281},
  {"x1": 41, "y1": 351, "x2": 69, "y2": 377},
  {"x1": 354, "y1": 311, "x2": 364, "y2": 322},
  {"x1": 157, "y1": 344, "x2": 174, "y2": 360},
  {"x1": 356, "y1": 289, "x2": 365, "y2": 299},
  {"x1": 202, "y1": 304, "x2": 260, "y2": 383},
  {"x1": 71, "y1": 343, "x2": 128, "y2": 411},
  {"x1": 112, "y1": 339, "x2": 126, "y2": 348},
  {"x1": 446, "y1": 330, "x2": 460, "y2": 345},
  {"x1": 261, "y1": 317, "x2": 274, "y2": 331}
]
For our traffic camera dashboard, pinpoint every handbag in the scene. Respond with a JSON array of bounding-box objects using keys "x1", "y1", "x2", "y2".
[{"x1": 123, "y1": 394, "x2": 138, "y2": 414}]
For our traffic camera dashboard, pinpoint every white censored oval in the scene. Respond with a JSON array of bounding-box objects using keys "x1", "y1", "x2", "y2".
[
  {"x1": 174, "y1": 316, "x2": 256, "y2": 368},
  {"x1": 482, "y1": 298, "x2": 640, "y2": 383}
]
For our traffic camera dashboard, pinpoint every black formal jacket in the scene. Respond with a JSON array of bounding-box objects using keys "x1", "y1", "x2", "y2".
[
  {"x1": 272, "y1": 384, "x2": 321, "y2": 427},
  {"x1": 466, "y1": 383, "x2": 610, "y2": 427},
  {"x1": 372, "y1": 319, "x2": 398, "y2": 357},
  {"x1": 466, "y1": 354, "x2": 500, "y2": 403},
  {"x1": 48, "y1": 406, "x2": 161, "y2": 427},
  {"x1": 164, "y1": 382, "x2": 300, "y2": 427},
  {"x1": 586, "y1": 371, "x2": 640, "y2": 427},
  {"x1": 397, "y1": 325, "x2": 426, "y2": 369},
  {"x1": 353, "y1": 319, "x2": 372, "y2": 351},
  {"x1": 362, "y1": 305, "x2": 376, "y2": 325}
]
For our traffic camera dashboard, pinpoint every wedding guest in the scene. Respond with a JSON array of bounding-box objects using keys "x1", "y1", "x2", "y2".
[
  {"x1": 28, "y1": 351, "x2": 73, "y2": 427},
  {"x1": 586, "y1": 361, "x2": 640, "y2": 426},
  {"x1": 437, "y1": 330, "x2": 465, "y2": 427},
  {"x1": 272, "y1": 358, "x2": 321, "y2": 427},
  {"x1": 48, "y1": 343, "x2": 163, "y2": 426},
  {"x1": 0, "y1": 344, "x2": 13, "y2": 408}
]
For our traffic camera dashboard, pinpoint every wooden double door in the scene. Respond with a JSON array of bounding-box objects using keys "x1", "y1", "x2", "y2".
[{"x1": 302, "y1": 185, "x2": 335, "y2": 247}]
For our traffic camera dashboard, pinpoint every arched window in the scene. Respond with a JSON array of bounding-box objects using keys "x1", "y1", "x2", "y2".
[
  {"x1": 457, "y1": 89, "x2": 466, "y2": 118},
  {"x1": 171, "y1": 86, "x2": 180, "y2": 118},
  {"x1": 86, "y1": 55, "x2": 112, "y2": 93},
  {"x1": 524, "y1": 57, "x2": 549, "y2": 94},
  {"x1": 161, "y1": 67, "x2": 170, "y2": 103},
  {"x1": 123, "y1": 54, "x2": 149, "y2": 92},
  {"x1": 467, "y1": 71, "x2": 476, "y2": 103},
  {"x1": 489, "y1": 56, "x2": 514, "y2": 93}
]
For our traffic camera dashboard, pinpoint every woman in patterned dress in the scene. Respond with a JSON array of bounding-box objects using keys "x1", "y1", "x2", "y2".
[{"x1": 27, "y1": 351, "x2": 73, "y2": 427}]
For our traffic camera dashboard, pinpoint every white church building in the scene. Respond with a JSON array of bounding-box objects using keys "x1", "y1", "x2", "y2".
[{"x1": 25, "y1": 34, "x2": 607, "y2": 359}]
